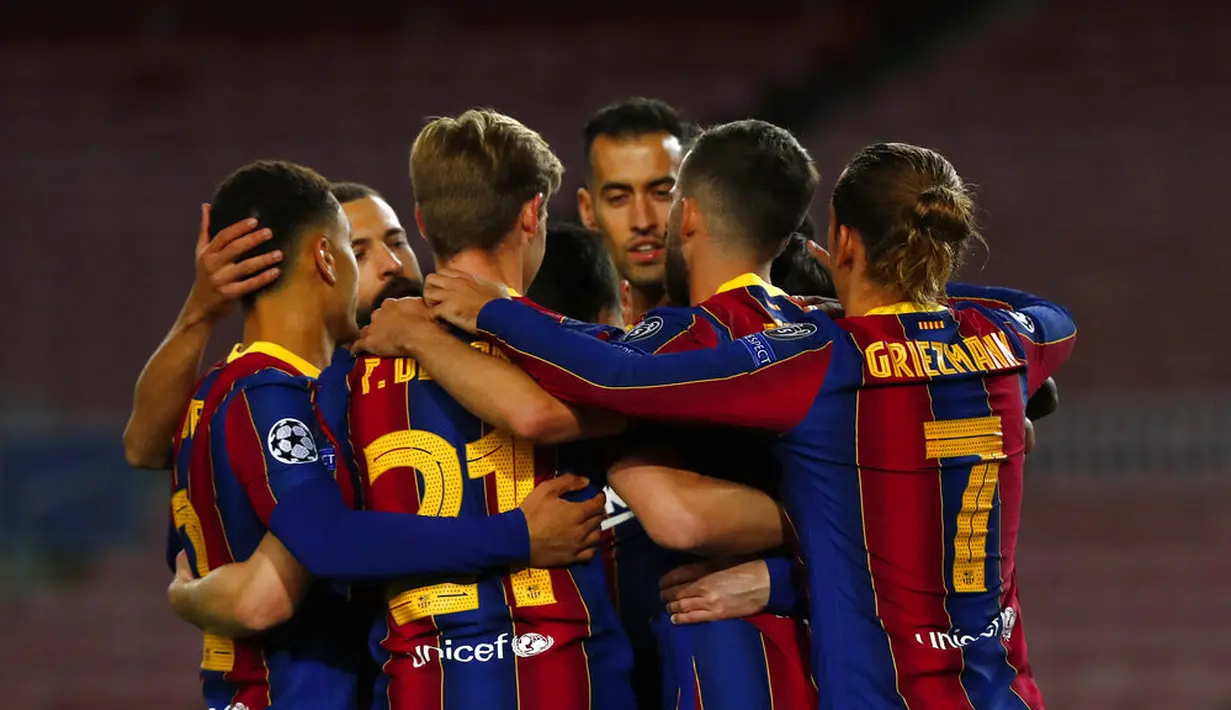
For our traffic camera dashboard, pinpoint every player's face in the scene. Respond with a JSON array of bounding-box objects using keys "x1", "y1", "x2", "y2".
[
  {"x1": 322, "y1": 205, "x2": 361, "y2": 342},
  {"x1": 663, "y1": 188, "x2": 691, "y2": 306},
  {"x1": 344, "y1": 195, "x2": 423, "y2": 326},
  {"x1": 581, "y1": 132, "x2": 682, "y2": 291}
]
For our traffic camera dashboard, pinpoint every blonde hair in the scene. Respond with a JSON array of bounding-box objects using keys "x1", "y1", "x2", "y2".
[{"x1": 410, "y1": 109, "x2": 563, "y2": 258}]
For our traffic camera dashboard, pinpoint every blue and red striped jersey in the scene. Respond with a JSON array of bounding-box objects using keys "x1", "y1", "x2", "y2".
[
  {"x1": 603, "y1": 273, "x2": 816, "y2": 710},
  {"x1": 345, "y1": 297, "x2": 634, "y2": 710},
  {"x1": 171, "y1": 341, "x2": 364, "y2": 710},
  {"x1": 470, "y1": 283, "x2": 1077, "y2": 710}
]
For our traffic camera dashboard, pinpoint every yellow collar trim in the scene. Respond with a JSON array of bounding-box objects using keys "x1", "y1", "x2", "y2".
[
  {"x1": 506, "y1": 287, "x2": 522, "y2": 297},
  {"x1": 227, "y1": 341, "x2": 322, "y2": 379},
  {"x1": 714, "y1": 273, "x2": 787, "y2": 299},
  {"x1": 864, "y1": 302, "x2": 948, "y2": 316}
]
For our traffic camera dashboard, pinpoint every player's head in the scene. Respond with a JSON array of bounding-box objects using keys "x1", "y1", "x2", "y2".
[
  {"x1": 209, "y1": 160, "x2": 358, "y2": 341},
  {"x1": 578, "y1": 98, "x2": 688, "y2": 295},
  {"x1": 664, "y1": 119, "x2": 819, "y2": 305},
  {"x1": 331, "y1": 181, "x2": 424, "y2": 327},
  {"x1": 828, "y1": 142, "x2": 982, "y2": 305},
  {"x1": 526, "y1": 222, "x2": 624, "y2": 327},
  {"x1": 410, "y1": 109, "x2": 563, "y2": 286},
  {"x1": 771, "y1": 230, "x2": 837, "y2": 298}
]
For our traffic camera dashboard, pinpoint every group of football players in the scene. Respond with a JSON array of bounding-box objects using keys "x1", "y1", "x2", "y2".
[{"x1": 123, "y1": 98, "x2": 1075, "y2": 710}]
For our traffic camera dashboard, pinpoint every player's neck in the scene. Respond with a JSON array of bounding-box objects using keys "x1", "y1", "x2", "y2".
[
  {"x1": 841, "y1": 278, "x2": 910, "y2": 318},
  {"x1": 688, "y1": 253, "x2": 771, "y2": 306},
  {"x1": 629, "y1": 284, "x2": 667, "y2": 320},
  {"x1": 242, "y1": 293, "x2": 335, "y2": 373},
  {"x1": 439, "y1": 247, "x2": 526, "y2": 294}
]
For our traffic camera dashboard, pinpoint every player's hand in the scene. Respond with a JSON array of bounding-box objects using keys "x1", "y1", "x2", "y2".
[
  {"x1": 659, "y1": 558, "x2": 771, "y2": 624},
  {"x1": 1024, "y1": 418, "x2": 1036, "y2": 455},
  {"x1": 355, "y1": 297, "x2": 444, "y2": 357},
  {"x1": 184, "y1": 204, "x2": 282, "y2": 324},
  {"x1": 423, "y1": 269, "x2": 512, "y2": 334},
  {"x1": 519, "y1": 474, "x2": 606, "y2": 568},
  {"x1": 789, "y1": 295, "x2": 843, "y2": 316}
]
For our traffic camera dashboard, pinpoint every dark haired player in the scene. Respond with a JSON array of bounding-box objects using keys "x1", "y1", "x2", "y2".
[
  {"x1": 168, "y1": 161, "x2": 602, "y2": 710},
  {"x1": 579, "y1": 97, "x2": 690, "y2": 322},
  {"x1": 526, "y1": 222, "x2": 625, "y2": 328},
  {"x1": 124, "y1": 181, "x2": 422, "y2": 471},
  {"x1": 395, "y1": 140, "x2": 1077, "y2": 709}
]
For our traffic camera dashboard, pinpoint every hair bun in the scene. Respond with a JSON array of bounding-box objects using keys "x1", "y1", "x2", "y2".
[{"x1": 913, "y1": 185, "x2": 974, "y2": 245}]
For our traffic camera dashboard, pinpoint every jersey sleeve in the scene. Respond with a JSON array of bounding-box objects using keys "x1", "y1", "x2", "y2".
[
  {"x1": 217, "y1": 377, "x2": 338, "y2": 523},
  {"x1": 764, "y1": 555, "x2": 807, "y2": 618},
  {"x1": 213, "y1": 374, "x2": 530, "y2": 582},
  {"x1": 946, "y1": 283, "x2": 1077, "y2": 394},
  {"x1": 475, "y1": 299, "x2": 833, "y2": 432},
  {"x1": 618, "y1": 307, "x2": 714, "y2": 355}
]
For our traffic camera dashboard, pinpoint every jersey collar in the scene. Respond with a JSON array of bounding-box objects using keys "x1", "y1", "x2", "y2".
[
  {"x1": 506, "y1": 287, "x2": 522, "y2": 297},
  {"x1": 228, "y1": 341, "x2": 322, "y2": 378},
  {"x1": 713, "y1": 273, "x2": 787, "y2": 299},
  {"x1": 864, "y1": 302, "x2": 948, "y2": 316}
]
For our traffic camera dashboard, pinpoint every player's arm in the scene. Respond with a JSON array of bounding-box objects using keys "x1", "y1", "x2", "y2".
[
  {"x1": 371, "y1": 272, "x2": 831, "y2": 431},
  {"x1": 222, "y1": 379, "x2": 603, "y2": 581},
  {"x1": 606, "y1": 451, "x2": 784, "y2": 557},
  {"x1": 360, "y1": 298, "x2": 624, "y2": 445},
  {"x1": 168, "y1": 533, "x2": 307, "y2": 637},
  {"x1": 945, "y1": 283, "x2": 1077, "y2": 393},
  {"x1": 657, "y1": 556, "x2": 803, "y2": 624},
  {"x1": 122, "y1": 208, "x2": 280, "y2": 469}
]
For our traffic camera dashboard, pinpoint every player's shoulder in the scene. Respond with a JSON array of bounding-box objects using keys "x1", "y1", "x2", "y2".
[{"x1": 621, "y1": 305, "x2": 711, "y2": 353}]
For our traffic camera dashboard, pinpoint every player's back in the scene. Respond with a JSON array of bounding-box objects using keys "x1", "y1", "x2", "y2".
[
  {"x1": 784, "y1": 303, "x2": 1044, "y2": 709},
  {"x1": 172, "y1": 343, "x2": 362, "y2": 710},
  {"x1": 619, "y1": 275, "x2": 817, "y2": 710},
  {"x1": 347, "y1": 324, "x2": 633, "y2": 710}
]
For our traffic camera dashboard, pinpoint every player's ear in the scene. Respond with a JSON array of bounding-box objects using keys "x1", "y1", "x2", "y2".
[
  {"x1": 679, "y1": 197, "x2": 701, "y2": 244},
  {"x1": 313, "y1": 235, "x2": 338, "y2": 285},
  {"x1": 578, "y1": 187, "x2": 597, "y2": 231},
  {"x1": 834, "y1": 225, "x2": 858, "y2": 270},
  {"x1": 518, "y1": 193, "x2": 544, "y2": 244},
  {"x1": 413, "y1": 204, "x2": 427, "y2": 239}
]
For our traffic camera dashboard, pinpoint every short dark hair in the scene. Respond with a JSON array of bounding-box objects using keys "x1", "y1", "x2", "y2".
[
  {"x1": 208, "y1": 160, "x2": 339, "y2": 309},
  {"x1": 330, "y1": 181, "x2": 382, "y2": 204},
  {"x1": 527, "y1": 222, "x2": 621, "y2": 323},
  {"x1": 583, "y1": 98, "x2": 688, "y2": 178},
  {"x1": 680, "y1": 119, "x2": 820, "y2": 261},
  {"x1": 771, "y1": 232, "x2": 836, "y2": 298}
]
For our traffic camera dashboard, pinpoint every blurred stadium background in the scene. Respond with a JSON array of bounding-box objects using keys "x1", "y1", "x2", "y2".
[{"x1": 1, "y1": 0, "x2": 1228, "y2": 707}]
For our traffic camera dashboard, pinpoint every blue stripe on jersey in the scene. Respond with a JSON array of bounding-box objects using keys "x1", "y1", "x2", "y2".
[
  {"x1": 920, "y1": 323, "x2": 1023, "y2": 710},
  {"x1": 685, "y1": 619, "x2": 774, "y2": 710},
  {"x1": 781, "y1": 381, "x2": 906, "y2": 710}
]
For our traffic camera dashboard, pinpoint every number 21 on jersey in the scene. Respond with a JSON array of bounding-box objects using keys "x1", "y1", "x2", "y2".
[{"x1": 364, "y1": 428, "x2": 558, "y2": 624}]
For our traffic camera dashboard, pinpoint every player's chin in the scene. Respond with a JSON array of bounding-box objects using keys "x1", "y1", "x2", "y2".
[{"x1": 625, "y1": 263, "x2": 665, "y2": 288}]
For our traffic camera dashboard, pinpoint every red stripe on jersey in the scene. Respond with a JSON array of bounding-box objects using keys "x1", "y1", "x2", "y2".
[
  {"x1": 227, "y1": 641, "x2": 271, "y2": 709},
  {"x1": 510, "y1": 568, "x2": 594, "y2": 710},
  {"x1": 224, "y1": 392, "x2": 279, "y2": 523},
  {"x1": 748, "y1": 614, "x2": 818, "y2": 708},
  {"x1": 384, "y1": 650, "x2": 445, "y2": 710},
  {"x1": 854, "y1": 318, "x2": 975, "y2": 709},
  {"x1": 982, "y1": 371, "x2": 1044, "y2": 709}
]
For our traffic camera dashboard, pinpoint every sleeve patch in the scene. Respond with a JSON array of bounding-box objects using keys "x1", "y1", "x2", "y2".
[
  {"x1": 622, "y1": 315, "x2": 664, "y2": 342},
  {"x1": 739, "y1": 332, "x2": 778, "y2": 367},
  {"x1": 267, "y1": 418, "x2": 319, "y2": 465},
  {"x1": 763, "y1": 322, "x2": 818, "y2": 341},
  {"x1": 1007, "y1": 311, "x2": 1036, "y2": 334}
]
